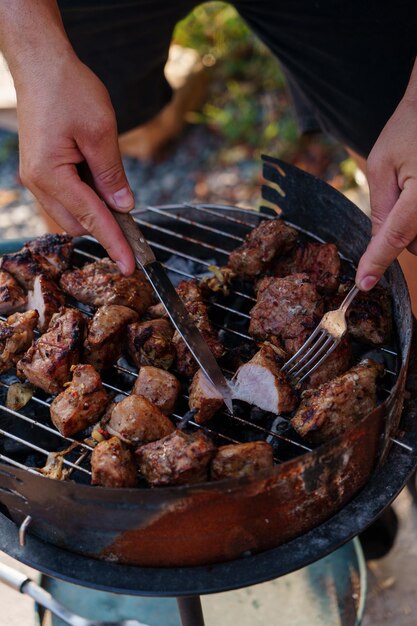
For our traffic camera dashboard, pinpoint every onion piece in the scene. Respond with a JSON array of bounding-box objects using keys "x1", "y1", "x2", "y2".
[{"x1": 6, "y1": 383, "x2": 34, "y2": 411}]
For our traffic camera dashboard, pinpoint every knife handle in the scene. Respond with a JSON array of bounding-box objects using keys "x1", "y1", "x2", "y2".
[{"x1": 112, "y1": 210, "x2": 156, "y2": 267}]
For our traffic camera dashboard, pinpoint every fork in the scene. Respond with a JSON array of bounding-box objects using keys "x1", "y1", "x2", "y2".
[{"x1": 281, "y1": 285, "x2": 359, "y2": 384}]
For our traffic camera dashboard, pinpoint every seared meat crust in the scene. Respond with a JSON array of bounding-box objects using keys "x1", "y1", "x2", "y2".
[
  {"x1": 291, "y1": 359, "x2": 384, "y2": 443},
  {"x1": 91, "y1": 437, "x2": 137, "y2": 488},
  {"x1": 107, "y1": 394, "x2": 174, "y2": 445},
  {"x1": 0, "y1": 249, "x2": 58, "y2": 289},
  {"x1": 16, "y1": 307, "x2": 86, "y2": 394},
  {"x1": 302, "y1": 337, "x2": 352, "y2": 389},
  {"x1": 211, "y1": 441, "x2": 273, "y2": 480},
  {"x1": 126, "y1": 318, "x2": 175, "y2": 370},
  {"x1": 0, "y1": 269, "x2": 27, "y2": 315},
  {"x1": 228, "y1": 219, "x2": 298, "y2": 278},
  {"x1": 84, "y1": 304, "x2": 138, "y2": 370},
  {"x1": 27, "y1": 274, "x2": 66, "y2": 332},
  {"x1": 23, "y1": 234, "x2": 73, "y2": 273},
  {"x1": 273, "y1": 242, "x2": 340, "y2": 294},
  {"x1": 0, "y1": 310, "x2": 38, "y2": 374},
  {"x1": 188, "y1": 369, "x2": 224, "y2": 423},
  {"x1": 60, "y1": 259, "x2": 154, "y2": 314},
  {"x1": 132, "y1": 366, "x2": 181, "y2": 415},
  {"x1": 136, "y1": 429, "x2": 216, "y2": 486},
  {"x1": 50, "y1": 364, "x2": 109, "y2": 436}
]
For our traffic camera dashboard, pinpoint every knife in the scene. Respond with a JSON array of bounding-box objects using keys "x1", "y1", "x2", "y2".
[{"x1": 112, "y1": 210, "x2": 233, "y2": 413}]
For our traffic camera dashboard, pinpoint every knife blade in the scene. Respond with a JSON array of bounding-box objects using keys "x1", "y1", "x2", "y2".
[{"x1": 112, "y1": 210, "x2": 233, "y2": 413}]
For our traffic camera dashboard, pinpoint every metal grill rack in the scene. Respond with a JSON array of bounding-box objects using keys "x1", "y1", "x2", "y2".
[{"x1": 0, "y1": 203, "x2": 406, "y2": 485}]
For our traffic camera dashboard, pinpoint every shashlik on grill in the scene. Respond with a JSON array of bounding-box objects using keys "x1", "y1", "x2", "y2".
[
  {"x1": 126, "y1": 318, "x2": 175, "y2": 370},
  {"x1": 106, "y1": 394, "x2": 175, "y2": 445},
  {"x1": 211, "y1": 441, "x2": 273, "y2": 480},
  {"x1": 0, "y1": 310, "x2": 38, "y2": 374},
  {"x1": 91, "y1": 436, "x2": 137, "y2": 488},
  {"x1": 132, "y1": 365, "x2": 181, "y2": 415},
  {"x1": 27, "y1": 274, "x2": 66, "y2": 332},
  {"x1": 272, "y1": 242, "x2": 340, "y2": 294},
  {"x1": 23, "y1": 233, "x2": 74, "y2": 273},
  {"x1": 0, "y1": 269, "x2": 27, "y2": 315},
  {"x1": 188, "y1": 368, "x2": 224, "y2": 423}
]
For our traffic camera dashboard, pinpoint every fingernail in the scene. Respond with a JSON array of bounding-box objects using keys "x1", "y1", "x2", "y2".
[
  {"x1": 113, "y1": 187, "x2": 134, "y2": 210},
  {"x1": 116, "y1": 260, "x2": 127, "y2": 274},
  {"x1": 359, "y1": 275, "x2": 378, "y2": 291}
]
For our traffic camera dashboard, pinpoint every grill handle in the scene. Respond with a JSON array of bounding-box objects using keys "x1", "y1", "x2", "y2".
[{"x1": 0, "y1": 561, "x2": 148, "y2": 626}]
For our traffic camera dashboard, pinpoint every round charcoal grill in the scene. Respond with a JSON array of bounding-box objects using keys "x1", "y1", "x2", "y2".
[{"x1": 0, "y1": 159, "x2": 416, "y2": 607}]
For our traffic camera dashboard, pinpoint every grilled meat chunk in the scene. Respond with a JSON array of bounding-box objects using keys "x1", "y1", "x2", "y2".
[
  {"x1": 330, "y1": 282, "x2": 392, "y2": 346},
  {"x1": 228, "y1": 219, "x2": 298, "y2": 278},
  {"x1": 126, "y1": 318, "x2": 175, "y2": 370},
  {"x1": 188, "y1": 369, "x2": 224, "y2": 423},
  {"x1": 27, "y1": 274, "x2": 66, "y2": 332},
  {"x1": 249, "y1": 273, "x2": 323, "y2": 355},
  {"x1": 132, "y1": 366, "x2": 181, "y2": 415},
  {"x1": 60, "y1": 258, "x2": 154, "y2": 314},
  {"x1": 0, "y1": 269, "x2": 27, "y2": 315},
  {"x1": 0, "y1": 310, "x2": 38, "y2": 374},
  {"x1": 50, "y1": 364, "x2": 109, "y2": 436},
  {"x1": 136, "y1": 429, "x2": 216, "y2": 486},
  {"x1": 16, "y1": 307, "x2": 86, "y2": 394},
  {"x1": 291, "y1": 359, "x2": 384, "y2": 443},
  {"x1": 273, "y1": 242, "x2": 340, "y2": 294},
  {"x1": 173, "y1": 280, "x2": 224, "y2": 377},
  {"x1": 91, "y1": 437, "x2": 137, "y2": 488},
  {"x1": 211, "y1": 441, "x2": 273, "y2": 480},
  {"x1": 302, "y1": 337, "x2": 352, "y2": 389},
  {"x1": 0, "y1": 249, "x2": 58, "y2": 289},
  {"x1": 232, "y1": 343, "x2": 296, "y2": 414},
  {"x1": 84, "y1": 304, "x2": 138, "y2": 370},
  {"x1": 23, "y1": 234, "x2": 73, "y2": 273},
  {"x1": 107, "y1": 394, "x2": 174, "y2": 445}
]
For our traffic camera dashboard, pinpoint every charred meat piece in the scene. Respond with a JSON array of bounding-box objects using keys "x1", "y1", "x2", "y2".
[
  {"x1": 0, "y1": 310, "x2": 38, "y2": 374},
  {"x1": 136, "y1": 429, "x2": 216, "y2": 487},
  {"x1": 211, "y1": 441, "x2": 273, "y2": 480},
  {"x1": 0, "y1": 269, "x2": 27, "y2": 315},
  {"x1": 302, "y1": 337, "x2": 352, "y2": 389},
  {"x1": 132, "y1": 366, "x2": 181, "y2": 415},
  {"x1": 173, "y1": 280, "x2": 224, "y2": 377},
  {"x1": 60, "y1": 258, "x2": 154, "y2": 315},
  {"x1": 50, "y1": 364, "x2": 109, "y2": 436},
  {"x1": 291, "y1": 359, "x2": 384, "y2": 443},
  {"x1": 249, "y1": 273, "x2": 323, "y2": 355},
  {"x1": 23, "y1": 234, "x2": 73, "y2": 273},
  {"x1": 228, "y1": 219, "x2": 298, "y2": 278},
  {"x1": 232, "y1": 343, "x2": 296, "y2": 414},
  {"x1": 91, "y1": 437, "x2": 137, "y2": 488},
  {"x1": 27, "y1": 274, "x2": 66, "y2": 332},
  {"x1": 146, "y1": 302, "x2": 166, "y2": 319},
  {"x1": 126, "y1": 318, "x2": 175, "y2": 370},
  {"x1": 16, "y1": 307, "x2": 86, "y2": 394},
  {"x1": 107, "y1": 394, "x2": 174, "y2": 445},
  {"x1": 273, "y1": 242, "x2": 340, "y2": 294},
  {"x1": 84, "y1": 304, "x2": 138, "y2": 370},
  {"x1": 330, "y1": 282, "x2": 392, "y2": 346},
  {"x1": 0, "y1": 249, "x2": 58, "y2": 289},
  {"x1": 188, "y1": 369, "x2": 224, "y2": 424}
]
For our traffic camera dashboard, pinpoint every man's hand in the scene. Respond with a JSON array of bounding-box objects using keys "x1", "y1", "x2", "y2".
[
  {"x1": 1, "y1": 0, "x2": 135, "y2": 274},
  {"x1": 356, "y1": 60, "x2": 417, "y2": 291}
]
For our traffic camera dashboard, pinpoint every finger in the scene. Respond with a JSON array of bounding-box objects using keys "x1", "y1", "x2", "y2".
[
  {"x1": 50, "y1": 165, "x2": 136, "y2": 274},
  {"x1": 33, "y1": 189, "x2": 88, "y2": 236},
  {"x1": 356, "y1": 182, "x2": 417, "y2": 290},
  {"x1": 408, "y1": 238, "x2": 417, "y2": 256},
  {"x1": 366, "y1": 154, "x2": 400, "y2": 236},
  {"x1": 79, "y1": 123, "x2": 135, "y2": 213}
]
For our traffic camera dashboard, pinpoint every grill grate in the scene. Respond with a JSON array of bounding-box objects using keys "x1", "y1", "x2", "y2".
[{"x1": 0, "y1": 204, "x2": 402, "y2": 483}]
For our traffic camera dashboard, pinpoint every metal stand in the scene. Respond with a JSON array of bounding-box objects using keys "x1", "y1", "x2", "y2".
[{"x1": 177, "y1": 596, "x2": 205, "y2": 626}]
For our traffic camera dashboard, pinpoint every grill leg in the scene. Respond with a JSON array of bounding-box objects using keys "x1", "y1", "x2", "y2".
[{"x1": 177, "y1": 596, "x2": 205, "y2": 626}]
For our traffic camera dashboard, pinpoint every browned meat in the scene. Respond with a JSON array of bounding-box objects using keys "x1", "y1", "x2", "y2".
[
  {"x1": 136, "y1": 429, "x2": 216, "y2": 486},
  {"x1": 330, "y1": 282, "x2": 392, "y2": 346},
  {"x1": 173, "y1": 280, "x2": 224, "y2": 377},
  {"x1": 27, "y1": 274, "x2": 66, "y2": 332},
  {"x1": 231, "y1": 343, "x2": 296, "y2": 414},
  {"x1": 132, "y1": 366, "x2": 181, "y2": 415},
  {"x1": 291, "y1": 359, "x2": 384, "y2": 443},
  {"x1": 0, "y1": 269, "x2": 27, "y2": 315},
  {"x1": 84, "y1": 304, "x2": 138, "y2": 370},
  {"x1": 146, "y1": 302, "x2": 166, "y2": 319},
  {"x1": 211, "y1": 441, "x2": 274, "y2": 480},
  {"x1": 249, "y1": 273, "x2": 323, "y2": 355},
  {"x1": 188, "y1": 369, "x2": 224, "y2": 423},
  {"x1": 0, "y1": 249, "x2": 58, "y2": 289},
  {"x1": 303, "y1": 337, "x2": 352, "y2": 389},
  {"x1": 91, "y1": 437, "x2": 137, "y2": 488},
  {"x1": 50, "y1": 364, "x2": 109, "y2": 436},
  {"x1": 126, "y1": 318, "x2": 175, "y2": 370},
  {"x1": 107, "y1": 394, "x2": 174, "y2": 445},
  {"x1": 0, "y1": 310, "x2": 38, "y2": 374},
  {"x1": 228, "y1": 219, "x2": 298, "y2": 278},
  {"x1": 16, "y1": 307, "x2": 86, "y2": 394},
  {"x1": 60, "y1": 258, "x2": 154, "y2": 314},
  {"x1": 23, "y1": 234, "x2": 73, "y2": 273},
  {"x1": 273, "y1": 242, "x2": 340, "y2": 294}
]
